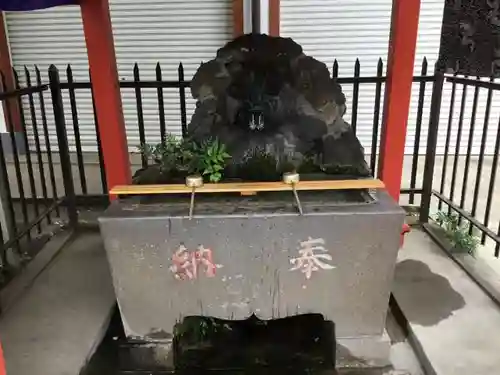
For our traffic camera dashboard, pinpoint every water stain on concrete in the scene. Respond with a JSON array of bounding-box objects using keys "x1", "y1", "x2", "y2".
[{"x1": 393, "y1": 260, "x2": 465, "y2": 326}]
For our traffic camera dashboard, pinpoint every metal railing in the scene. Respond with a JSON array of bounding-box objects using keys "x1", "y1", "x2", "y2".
[
  {"x1": 53, "y1": 59, "x2": 434, "y2": 200},
  {"x1": 420, "y1": 73, "x2": 500, "y2": 257},
  {"x1": 1, "y1": 58, "x2": 500, "y2": 287},
  {"x1": 331, "y1": 58, "x2": 435, "y2": 194},
  {"x1": 0, "y1": 67, "x2": 76, "y2": 282}
]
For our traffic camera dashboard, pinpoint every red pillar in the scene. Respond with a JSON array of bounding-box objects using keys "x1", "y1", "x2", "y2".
[
  {"x1": 378, "y1": 0, "x2": 421, "y2": 202},
  {"x1": 233, "y1": 0, "x2": 244, "y2": 37},
  {"x1": 269, "y1": 0, "x2": 280, "y2": 37},
  {"x1": 0, "y1": 341, "x2": 6, "y2": 375},
  {"x1": 80, "y1": 0, "x2": 131, "y2": 194},
  {"x1": 0, "y1": 12, "x2": 21, "y2": 132}
]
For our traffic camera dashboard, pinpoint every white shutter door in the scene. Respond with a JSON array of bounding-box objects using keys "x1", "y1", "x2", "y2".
[
  {"x1": 5, "y1": 6, "x2": 90, "y2": 151},
  {"x1": 5, "y1": 0, "x2": 232, "y2": 151},
  {"x1": 281, "y1": 0, "x2": 392, "y2": 76},
  {"x1": 110, "y1": 0, "x2": 233, "y2": 149},
  {"x1": 281, "y1": 0, "x2": 500, "y2": 155},
  {"x1": 280, "y1": 0, "x2": 392, "y2": 155}
]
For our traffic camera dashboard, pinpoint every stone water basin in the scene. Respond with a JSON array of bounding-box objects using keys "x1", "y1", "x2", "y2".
[{"x1": 98, "y1": 188, "x2": 404, "y2": 368}]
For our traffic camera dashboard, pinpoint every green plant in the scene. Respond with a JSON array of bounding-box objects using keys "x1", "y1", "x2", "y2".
[
  {"x1": 174, "y1": 317, "x2": 232, "y2": 343},
  {"x1": 238, "y1": 147, "x2": 280, "y2": 181},
  {"x1": 138, "y1": 134, "x2": 193, "y2": 172},
  {"x1": 195, "y1": 138, "x2": 231, "y2": 182},
  {"x1": 434, "y1": 211, "x2": 479, "y2": 256},
  {"x1": 137, "y1": 133, "x2": 372, "y2": 185},
  {"x1": 136, "y1": 136, "x2": 232, "y2": 184},
  {"x1": 296, "y1": 155, "x2": 321, "y2": 174},
  {"x1": 277, "y1": 154, "x2": 299, "y2": 174},
  {"x1": 137, "y1": 135, "x2": 199, "y2": 178}
]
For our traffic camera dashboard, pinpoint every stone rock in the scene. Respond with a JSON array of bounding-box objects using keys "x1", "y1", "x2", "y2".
[
  {"x1": 322, "y1": 123, "x2": 370, "y2": 176},
  {"x1": 191, "y1": 60, "x2": 231, "y2": 101},
  {"x1": 187, "y1": 33, "x2": 370, "y2": 176},
  {"x1": 216, "y1": 33, "x2": 303, "y2": 64},
  {"x1": 132, "y1": 164, "x2": 165, "y2": 185}
]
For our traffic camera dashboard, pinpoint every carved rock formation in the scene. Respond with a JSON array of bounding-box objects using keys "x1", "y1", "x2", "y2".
[{"x1": 188, "y1": 33, "x2": 370, "y2": 176}]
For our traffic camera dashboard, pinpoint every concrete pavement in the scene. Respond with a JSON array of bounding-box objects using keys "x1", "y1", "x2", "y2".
[
  {"x1": 0, "y1": 231, "x2": 115, "y2": 375},
  {"x1": 393, "y1": 229, "x2": 500, "y2": 375}
]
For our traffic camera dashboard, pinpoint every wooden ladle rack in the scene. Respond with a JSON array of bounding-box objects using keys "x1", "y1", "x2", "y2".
[
  {"x1": 110, "y1": 176, "x2": 385, "y2": 218},
  {"x1": 110, "y1": 178, "x2": 385, "y2": 196}
]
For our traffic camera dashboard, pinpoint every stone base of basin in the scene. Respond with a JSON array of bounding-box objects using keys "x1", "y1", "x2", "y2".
[
  {"x1": 118, "y1": 330, "x2": 391, "y2": 371},
  {"x1": 121, "y1": 314, "x2": 337, "y2": 371},
  {"x1": 99, "y1": 189, "x2": 404, "y2": 369},
  {"x1": 337, "y1": 331, "x2": 391, "y2": 369},
  {"x1": 119, "y1": 340, "x2": 175, "y2": 372}
]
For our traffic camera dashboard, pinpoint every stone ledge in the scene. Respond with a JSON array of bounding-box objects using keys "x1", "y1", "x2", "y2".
[
  {"x1": 337, "y1": 331, "x2": 391, "y2": 369},
  {"x1": 0, "y1": 232, "x2": 115, "y2": 375},
  {"x1": 422, "y1": 223, "x2": 500, "y2": 307},
  {"x1": 393, "y1": 229, "x2": 500, "y2": 375},
  {"x1": 0, "y1": 230, "x2": 74, "y2": 313}
]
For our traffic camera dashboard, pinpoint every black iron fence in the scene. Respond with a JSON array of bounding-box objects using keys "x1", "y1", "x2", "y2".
[
  {"x1": 0, "y1": 67, "x2": 76, "y2": 282},
  {"x1": 420, "y1": 74, "x2": 500, "y2": 257},
  {"x1": 0, "y1": 58, "x2": 499, "y2": 283},
  {"x1": 52, "y1": 59, "x2": 436, "y2": 198},
  {"x1": 331, "y1": 58, "x2": 435, "y2": 196}
]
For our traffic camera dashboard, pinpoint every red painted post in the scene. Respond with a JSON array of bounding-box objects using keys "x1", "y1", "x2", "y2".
[
  {"x1": 232, "y1": 0, "x2": 244, "y2": 37},
  {"x1": 0, "y1": 341, "x2": 6, "y2": 375},
  {"x1": 378, "y1": 0, "x2": 421, "y2": 202},
  {"x1": 269, "y1": 0, "x2": 280, "y2": 37},
  {"x1": 79, "y1": 0, "x2": 131, "y2": 196},
  {"x1": 0, "y1": 12, "x2": 21, "y2": 132}
]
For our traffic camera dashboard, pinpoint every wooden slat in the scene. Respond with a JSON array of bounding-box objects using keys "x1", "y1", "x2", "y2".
[{"x1": 110, "y1": 179, "x2": 385, "y2": 196}]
